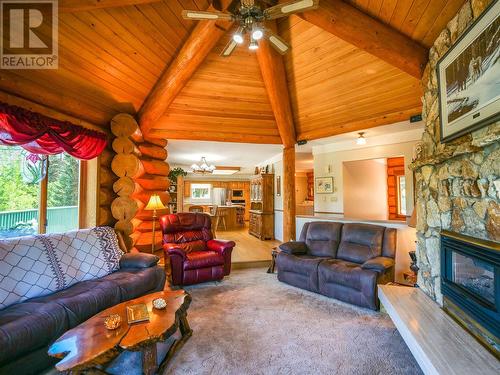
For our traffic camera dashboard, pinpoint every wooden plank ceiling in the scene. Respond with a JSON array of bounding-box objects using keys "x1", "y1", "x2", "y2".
[
  {"x1": 148, "y1": 34, "x2": 281, "y2": 144},
  {"x1": 0, "y1": 0, "x2": 466, "y2": 142}
]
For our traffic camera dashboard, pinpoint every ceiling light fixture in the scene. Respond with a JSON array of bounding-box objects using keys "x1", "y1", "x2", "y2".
[
  {"x1": 356, "y1": 132, "x2": 367, "y2": 145},
  {"x1": 251, "y1": 24, "x2": 263, "y2": 40},
  {"x1": 248, "y1": 36, "x2": 259, "y2": 50},
  {"x1": 190, "y1": 157, "x2": 216, "y2": 174},
  {"x1": 233, "y1": 27, "x2": 244, "y2": 44}
]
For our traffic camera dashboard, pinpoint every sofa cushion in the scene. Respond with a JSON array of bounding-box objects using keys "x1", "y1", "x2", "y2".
[
  {"x1": 0, "y1": 302, "x2": 68, "y2": 364},
  {"x1": 183, "y1": 251, "x2": 224, "y2": 270},
  {"x1": 164, "y1": 239, "x2": 206, "y2": 254},
  {"x1": 336, "y1": 223, "x2": 384, "y2": 264},
  {"x1": 318, "y1": 259, "x2": 374, "y2": 290},
  {"x1": 301, "y1": 222, "x2": 342, "y2": 257},
  {"x1": 31, "y1": 279, "x2": 121, "y2": 326},
  {"x1": 0, "y1": 227, "x2": 123, "y2": 310},
  {"x1": 100, "y1": 267, "x2": 164, "y2": 301},
  {"x1": 276, "y1": 253, "x2": 326, "y2": 293}
]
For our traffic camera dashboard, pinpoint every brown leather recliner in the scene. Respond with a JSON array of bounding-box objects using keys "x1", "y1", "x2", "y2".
[
  {"x1": 276, "y1": 222, "x2": 397, "y2": 310},
  {"x1": 160, "y1": 213, "x2": 235, "y2": 286}
]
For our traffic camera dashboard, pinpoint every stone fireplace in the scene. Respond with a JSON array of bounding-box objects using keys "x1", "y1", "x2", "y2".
[
  {"x1": 410, "y1": 0, "x2": 499, "y2": 357},
  {"x1": 410, "y1": 0, "x2": 499, "y2": 306}
]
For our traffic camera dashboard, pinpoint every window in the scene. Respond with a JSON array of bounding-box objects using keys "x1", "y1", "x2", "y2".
[
  {"x1": 0, "y1": 146, "x2": 80, "y2": 238},
  {"x1": 191, "y1": 183, "x2": 211, "y2": 200},
  {"x1": 397, "y1": 175, "x2": 407, "y2": 216}
]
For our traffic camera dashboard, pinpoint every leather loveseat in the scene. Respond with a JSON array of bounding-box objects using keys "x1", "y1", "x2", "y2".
[
  {"x1": 0, "y1": 227, "x2": 165, "y2": 374},
  {"x1": 277, "y1": 222, "x2": 396, "y2": 310}
]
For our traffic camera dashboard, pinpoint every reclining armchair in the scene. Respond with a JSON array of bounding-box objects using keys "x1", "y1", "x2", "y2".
[{"x1": 160, "y1": 213, "x2": 235, "y2": 286}]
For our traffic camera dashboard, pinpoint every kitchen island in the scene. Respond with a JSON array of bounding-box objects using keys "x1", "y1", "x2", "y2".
[{"x1": 184, "y1": 205, "x2": 244, "y2": 231}]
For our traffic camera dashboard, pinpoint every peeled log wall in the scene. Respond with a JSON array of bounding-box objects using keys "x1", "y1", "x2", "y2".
[
  {"x1": 109, "y1": 114, "x2": 170, "y2": 252},
  {"x1": 98, "y1": 145, "x2": 116, "y2": 228}
]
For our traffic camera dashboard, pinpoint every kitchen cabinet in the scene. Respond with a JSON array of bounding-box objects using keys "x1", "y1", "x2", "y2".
[{"x1": 249, "y1": 174, "x2": 274, "y2": 240}]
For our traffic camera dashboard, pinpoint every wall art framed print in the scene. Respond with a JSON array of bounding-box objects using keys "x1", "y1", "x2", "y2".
[
  {"x1": 437, "y1": 0, "x2": 499, "y2": 142},
  {"x1": 315, "y1": 177, "x2": 334, "y2": 194}
]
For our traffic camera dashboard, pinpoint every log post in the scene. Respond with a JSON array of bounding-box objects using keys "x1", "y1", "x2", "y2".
[{"x1": 283, "y1": 146, "x2": 296, "y2": 242}]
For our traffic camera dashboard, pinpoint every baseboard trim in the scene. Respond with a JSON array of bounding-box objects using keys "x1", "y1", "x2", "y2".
[{"x1": 232, "y1": 260, "x2": 270, "y2": 269}]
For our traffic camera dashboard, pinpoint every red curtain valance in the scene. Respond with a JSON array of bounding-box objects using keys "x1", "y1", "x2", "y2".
[{"x1": 0, "y1": 102, "x2": 107, "y2": 160}]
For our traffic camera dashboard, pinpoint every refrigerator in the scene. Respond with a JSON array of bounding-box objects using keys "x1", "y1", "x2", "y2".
[{"x1": 212, "y1": 188, "x2": 227, "y2": 206}]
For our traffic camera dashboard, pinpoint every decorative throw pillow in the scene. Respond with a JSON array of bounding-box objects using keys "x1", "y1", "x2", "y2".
[{"x1": 0, "y1": 226, "x2": 123, "y2": 310}]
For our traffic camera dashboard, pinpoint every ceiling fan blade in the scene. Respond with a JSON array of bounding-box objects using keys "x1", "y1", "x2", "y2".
[
  {"x1": 221, "y1": 39, "x2": 238, "y2": 57},
  {"x1": 263, "y1": 0, "x2": 319, "y2": 20},
  {"x1": 265, "y1": 29, "x2": 290, "y2": 55},
  {"x1": 182, "y1": 10, "x2": 233, "y2": 20}
]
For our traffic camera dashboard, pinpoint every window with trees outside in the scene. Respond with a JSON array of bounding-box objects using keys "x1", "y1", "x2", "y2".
[
  {"x1": 191, "y1": 183, "x2": 211, "y2": 200},
  {"x1": 0, "y1": 146, "x2": 80, "y2": 239}
]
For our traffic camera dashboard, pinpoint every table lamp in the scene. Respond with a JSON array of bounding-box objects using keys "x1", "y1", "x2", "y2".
[{"x1": 145, "y1": 194, "x2": 166, "y2": 254}]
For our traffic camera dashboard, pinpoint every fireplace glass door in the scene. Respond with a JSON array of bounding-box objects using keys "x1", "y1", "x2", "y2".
[{"x1": 452, "y1": 251, "x2": 495, "y2": 304}]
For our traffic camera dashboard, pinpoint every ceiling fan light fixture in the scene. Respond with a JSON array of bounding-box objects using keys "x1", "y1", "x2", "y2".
[
  {"x1": 233, "y1": 26, "x2": 244, "y2": 44},
  {"x1": 356, "y1": 132, "x2": 367, "y2": 145},
  {"x1": 251, "y1": 24, "x2": 263, "y2": 40},
  {"x1": 249, "y1": 38, "x2": 259, "y2": 50}
]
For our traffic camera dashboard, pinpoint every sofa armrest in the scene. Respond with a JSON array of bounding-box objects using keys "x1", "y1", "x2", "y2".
[
  {"x1": 165, "y1": 247, "x2": 187, "y2": 261},
  {"x1": 119, "y1": 253, "x2": 159, "y2": 269},
  {"x1": 207, "y1": 239, "x2": 235, "y2": 254},
  {"x1": 279, "y1": 241, "x2": 308, "y2": 255},
  {"x1": 361, "y1": 257, "x2": 395, "y2": 272}
]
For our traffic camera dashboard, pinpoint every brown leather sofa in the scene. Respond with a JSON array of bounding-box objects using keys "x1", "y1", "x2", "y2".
[
  {"x1": 0, "y1": 252, "x2": 165, "y2": 374},
  {"x1": 277, "y1": 222, "x2": 397, "y2": 310}
]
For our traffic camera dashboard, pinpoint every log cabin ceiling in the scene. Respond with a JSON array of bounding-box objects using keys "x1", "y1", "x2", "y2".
[{"x1": 0, "y1": 0, "x2": 467, "y2": 142}]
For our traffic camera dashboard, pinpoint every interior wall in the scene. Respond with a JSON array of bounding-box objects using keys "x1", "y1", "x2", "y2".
[
  {"x1": 343, "y1": 159, "x2": 388, "y2": 220},
  {"x1": 313, "y1": 141, "x2": 416, "y2": 217}
]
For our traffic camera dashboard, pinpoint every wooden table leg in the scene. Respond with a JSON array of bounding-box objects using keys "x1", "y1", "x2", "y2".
[
  {"x1": 142, "y1": 343, "x2": 158, "y2": 375},
  {"x1": 267, "y1": 248, "x2": 277, "y2": 273},
  {"x1": 157, "y1": 313, "x2": 192, "y2": 373}
]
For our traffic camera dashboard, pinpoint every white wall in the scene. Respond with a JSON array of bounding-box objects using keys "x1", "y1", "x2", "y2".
[
  {"x1": 343, "y1": 159, "x2": 388, "y2": 220},
  {"x1": 313, "y1": 141, "x2": 417, "y2": 217}
]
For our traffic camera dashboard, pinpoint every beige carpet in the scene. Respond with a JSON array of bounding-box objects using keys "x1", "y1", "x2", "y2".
[
  {"x1": 47, "y1": 268, "x2": 421, "y2": 375},
  {"x1": 163, "y1": 268, "x2": 422, "y2": 375}
]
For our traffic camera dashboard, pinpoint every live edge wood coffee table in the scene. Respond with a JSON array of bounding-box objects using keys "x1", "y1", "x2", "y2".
[{"x1": 48, "y1": 289, "x2": 192, "y2": 375}]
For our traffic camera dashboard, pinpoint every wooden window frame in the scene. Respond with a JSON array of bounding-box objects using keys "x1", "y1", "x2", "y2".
[{"x1": 37, "y1": 155, "x2": 84, "y2": 234}]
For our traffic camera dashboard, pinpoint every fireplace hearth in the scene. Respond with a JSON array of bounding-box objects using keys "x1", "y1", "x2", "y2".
[{"x1": 441, "y1": 231, "x2": 500, "y2": 358}]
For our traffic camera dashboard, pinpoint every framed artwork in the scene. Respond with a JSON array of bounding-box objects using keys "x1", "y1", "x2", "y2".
[
  {"x1": 437, "y1": 1, "x2": 499, "y2": 142},
  {"x1": 315, "y1": 177, "x2": 334, "y2": 194},
  {"x1": 276, "y1": 175, "x2": 281, "y2": 196}
]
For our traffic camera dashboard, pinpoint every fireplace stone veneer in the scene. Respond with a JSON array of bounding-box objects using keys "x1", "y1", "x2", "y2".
[{"x1": 441, "y1": 230, "x2": 500, "y2": 357}]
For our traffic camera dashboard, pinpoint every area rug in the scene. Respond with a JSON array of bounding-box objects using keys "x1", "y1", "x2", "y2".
[
  {"x1": 164, "y1": 268, "x2": 422, "y2": 375},
  {"x1": 45, "y1": 268, "x2": 422, "y2": 375}
]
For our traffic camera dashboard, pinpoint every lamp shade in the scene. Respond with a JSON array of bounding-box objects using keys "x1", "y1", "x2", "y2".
[{"x1": 145, "y1": 194, "x2": 165, "y2": 211}]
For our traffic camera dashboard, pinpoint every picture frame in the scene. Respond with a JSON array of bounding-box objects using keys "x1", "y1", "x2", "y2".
[
  {"x1": 315, "y1": 177, "x2": 334, "y2": 194},
  {"x1": 276, "y1": 175, "x2": 281, "y2": 196},
  {"x1": 437, "y1": 0, "x2": 499, "y2": 142}
]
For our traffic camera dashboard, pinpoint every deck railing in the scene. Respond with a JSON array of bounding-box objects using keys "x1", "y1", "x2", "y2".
[{"x1": 0, "y1": 206, "x2": 78, "y2": 237}]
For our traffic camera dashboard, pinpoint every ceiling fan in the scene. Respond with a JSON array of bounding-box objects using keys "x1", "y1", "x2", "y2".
[{"x1": 182, "y1": 0, "x2": 319, "y2": 56}]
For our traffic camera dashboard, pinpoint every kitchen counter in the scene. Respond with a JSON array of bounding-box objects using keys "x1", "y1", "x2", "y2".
[{"x1": 184, "y1": 204, "x2": 245, "y2": 230}]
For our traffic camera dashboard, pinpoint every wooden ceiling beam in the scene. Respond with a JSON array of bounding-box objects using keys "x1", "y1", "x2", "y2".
[
  {"x1": 255, "y1": 22, "x2": 296, "y2": 148},
  {"x1": 298, "y1": 106, "x2": 422, "y2": 141},
  {"x1": 149, "y1": 129, "x2": 282, "y2": 144},
  {"x1": 298, "y1": 0, "x2": 428, "y2": 78},
  {"x1": 59, "y1": 0, "x2": 161, "y2": 13},
  {"x1": 0, "y1": 90, "x2": 109, "y2": 134},
  {"x1": 138, "y1": 5, "x2": 233, "y2": 136}
]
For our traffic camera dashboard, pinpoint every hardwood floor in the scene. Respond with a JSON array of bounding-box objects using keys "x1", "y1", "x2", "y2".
[{"x1": 217, "y1": 223, "x2": 281, "y2": 264}]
